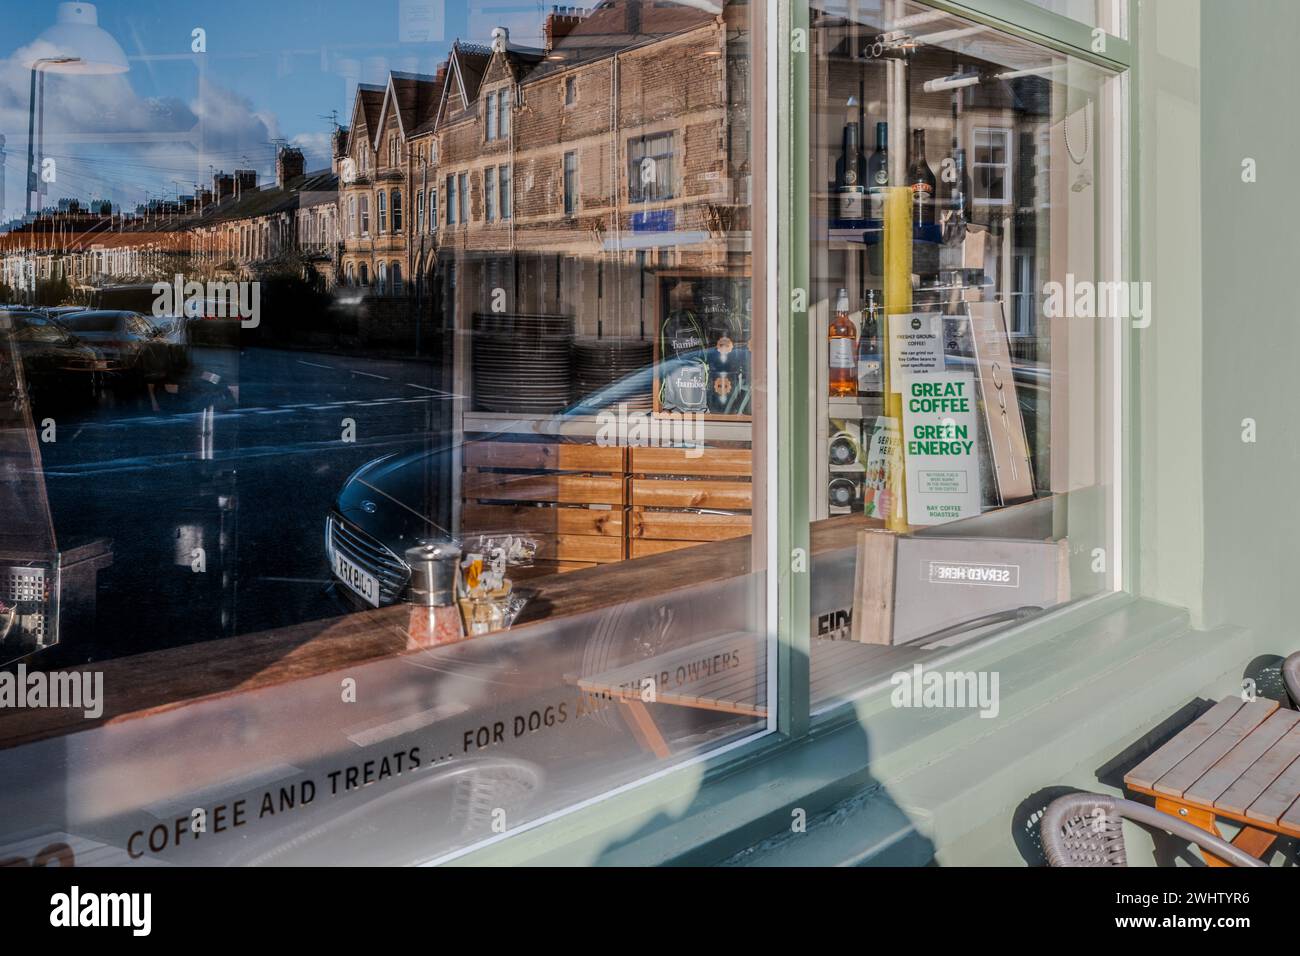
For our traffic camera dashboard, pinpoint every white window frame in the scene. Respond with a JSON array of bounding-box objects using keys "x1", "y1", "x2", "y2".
[{"x1": 971, "y1": 125, "x2": 1013, "y2": 208}]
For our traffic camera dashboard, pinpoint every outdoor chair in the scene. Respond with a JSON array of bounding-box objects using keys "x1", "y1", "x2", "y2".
[
  {"x1": 1285, "y1": 650, "x2": 1300, "y2": 709},
  {"x1": 1041, "y1": 792, "x2": 1266, "y2": 867}
]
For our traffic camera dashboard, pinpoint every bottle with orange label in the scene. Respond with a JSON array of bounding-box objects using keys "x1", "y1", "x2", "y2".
[{"x1": 828, "y1": 288, "x2": 858, "y2": 397}]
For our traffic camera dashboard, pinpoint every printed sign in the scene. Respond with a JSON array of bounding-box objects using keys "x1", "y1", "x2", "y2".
[
  {"x1": 901, "y1": 372, "x2": 981, "y2": 525},
  {"x1": 862, "y1": 415, "x2": 898, "y2": 520},
  {"x1": 927, "y1": 561, "x2": 1020, "y2": 587},
  {"x1": 888, "y1": 312, "x2": 944, "y2": 389},
  {"x1": 632, "y1": 208, "x2": 676, "y2": 232},
  {"x1": 967, "y1": 301, "x2": 1034, "y2": 504}
]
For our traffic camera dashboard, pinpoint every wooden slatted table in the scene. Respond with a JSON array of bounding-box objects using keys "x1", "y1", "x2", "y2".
[
  {"x1": 1124, "y1": 697, "x2": 1300, "y2": 866},
  {"x1": 576, "y1": 632, "x2": 895, "y2": 758}
]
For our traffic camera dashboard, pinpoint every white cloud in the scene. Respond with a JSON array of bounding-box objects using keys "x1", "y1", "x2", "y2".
[{"x1": 0, "y1": 41, "x2": 285, "y2": 218}]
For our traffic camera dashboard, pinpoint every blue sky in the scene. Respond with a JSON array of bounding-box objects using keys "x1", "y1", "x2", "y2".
[{"x1": 0, "y1": 1, "x2": 553, "y2": 220}]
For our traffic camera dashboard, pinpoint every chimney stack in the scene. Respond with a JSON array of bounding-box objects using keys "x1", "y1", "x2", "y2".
[
  {"x1": 544, "y1": 5, "x2": 586, "y2": 52},
  {"x1": 331, "y1": 126, "x2": 350, "y2": 175},
  {"x1": 276, "y1": 146, "x2": 305, "y2": 188},
  {"x1": 234, "y1": 168, "x2": 258, "y2": 199},
  {"x1": 213, "y1": 171, "x2": 235, "y2": 203}
]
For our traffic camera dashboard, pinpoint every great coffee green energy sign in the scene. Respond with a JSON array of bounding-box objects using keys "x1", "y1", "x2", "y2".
[{"x1": 901, "y1": 372, "x2": 981, "y2": 525}]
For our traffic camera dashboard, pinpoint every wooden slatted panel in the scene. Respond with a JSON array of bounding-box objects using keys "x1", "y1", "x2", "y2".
[
  {"x1": 1185, "y1": 709, "x2": 1300, "y2": 807},
  {"x1": 657, "y1": 652, "x2": 766, "y2": 716},
  {"x1": 1216, "y1": 721, "x2": 1300, "y2": 816},
  {"x1": 462, "y1": 472, "x2": 625, "y2": 505},
  {"x1": 630, "y1": 478, "x2": 751, "y2": 510},
  {"x1": 464, "y1": 441, "x2": 625, "y2": 473},
  {"x1": 577, "y1": 632, "x2": 764, "y2": 716},
  {"x1": 1151, "y1": 700, "x2": 1278, "y2": 797},
  {"x1": 1277, "y1": 787, "x2": 1300, "y2": 837},
  {"x1": 1243, "y1": 745, "x2": 1300, "y2": 828},
  {"x1": 461, "y1": 503, "x2": 624, "y2": 538},
  {"x1": 629, "y1": 446, "x2": 752, "y2": 477},
  {"x1": 629, "y1": 509, "x2": 751, "y2": 542},
  {"x1": 507, "y1": 560, "x2": 598, "y2": 580},
  {"x1": 810, "y1": 638, "x2": 915, "y2": 705},
  {"x1": 1124, "y1": 698, "x2": 1243, "y2": 792},
  {"x1": 630, "y1": 539, "x2": 698, "y2": 559},
  {"x1": 536, "y1": 560, "x2": 598, "y2": 574},
  {"x1": 526, "y1": 534, "x2": 624, "y2": 563},
  {"x1": 578, "y1": 634, "x2": 902, "y2": 722}
]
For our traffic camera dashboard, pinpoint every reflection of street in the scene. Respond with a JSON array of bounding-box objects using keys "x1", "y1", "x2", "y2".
[{"x1": 35, "y1": 345, "x2": 452, "y2": 663}]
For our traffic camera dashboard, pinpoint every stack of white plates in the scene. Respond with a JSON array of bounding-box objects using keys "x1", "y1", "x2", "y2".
[
  {"x1": 571, "y1": 337, "x2": 654, "y2": 411},
  {"x1": 471, "y1": 313, "x2": 573, "y2": 413}
]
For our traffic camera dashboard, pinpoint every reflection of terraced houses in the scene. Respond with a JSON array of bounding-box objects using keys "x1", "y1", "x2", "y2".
[
  {"x1": 0, "y1": 147, "x2": 339, "y2": 296},
  {"x1": 5, "y1": 0, "x2": 749, "y2": 315},
  {"x1": 189, "y1": 147, "x2": 341, "y2": 283},
  {"x1": 0, "y1": 200, "x2": 188, "y2": 293},
  {"x1": 338, "y1": 0, "x2": 753, "y2": 334}
]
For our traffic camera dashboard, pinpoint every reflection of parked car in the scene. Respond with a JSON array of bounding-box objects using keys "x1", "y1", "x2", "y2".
[
  {"x1": 57, "y1": 310, "x2": 189, "y2": 383},
  {"x1": 326, "y1": 358, "x2": 702, "y2": 609},
  {"x1": 42, "y1": 305, "x2": 90, "y2": 320},
  {"x1": 4, "y1": 311, "x2": 109, "y2": 403}
]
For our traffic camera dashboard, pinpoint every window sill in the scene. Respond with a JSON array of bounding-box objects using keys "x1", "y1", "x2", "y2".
[{"x1": 439, "y1": 592, "x2": 1250, "y2": 866}]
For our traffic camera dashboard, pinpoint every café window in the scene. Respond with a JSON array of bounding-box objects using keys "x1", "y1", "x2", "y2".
[
  {"x1": 804, "y1": 0, "x2": 1122, "y2": 712},
  {"x1": 0, "y1": 0, "x2": 769, "y2": 867}
]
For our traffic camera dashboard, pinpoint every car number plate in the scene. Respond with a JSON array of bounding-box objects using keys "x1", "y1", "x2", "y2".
[{"x1": 334, "y1": 552, "x2": 379, "y2": 606}]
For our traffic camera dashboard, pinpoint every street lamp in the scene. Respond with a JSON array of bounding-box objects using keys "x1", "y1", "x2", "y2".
[{"x1": 25, "y1": 3, "x2": 129, "y2": 217}]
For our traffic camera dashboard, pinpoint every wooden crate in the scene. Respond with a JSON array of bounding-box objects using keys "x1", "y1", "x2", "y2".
[
  {"x1": 628, "y1": 446, "x2": 753, "y2": 556},
  {"x1": 460, "y1": 440, "x2": 627, "y2": 571}
]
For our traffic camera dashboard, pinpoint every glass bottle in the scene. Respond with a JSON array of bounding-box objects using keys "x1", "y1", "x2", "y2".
[
  {"x1": 908, "y1": 128, "x2": 937, "y2": 227},
  {"x1": 828, "y1": 288, "x2": 858, "y2": 397},
  {"x1": 866, "y1": 122, "x2": 889, "y2": 221}
]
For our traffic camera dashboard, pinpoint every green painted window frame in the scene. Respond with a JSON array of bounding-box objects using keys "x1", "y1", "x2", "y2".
[{"x1": 440, "y1": 0, "x2": 1138, "y2": 867}]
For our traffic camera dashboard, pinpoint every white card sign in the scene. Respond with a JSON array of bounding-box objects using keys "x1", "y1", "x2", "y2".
[
  {"x1": 901, "y1": 372, "x2": 982, "y2": 526},
  {"x1": 888, "y1": 312, "x2": 944, "y2": 390}
]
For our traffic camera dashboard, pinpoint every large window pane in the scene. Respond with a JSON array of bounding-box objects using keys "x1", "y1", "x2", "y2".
[
  {"x1": 806, "y1": 1, "x2": 1122, "y2": 712},
  {"x1": 0, "y1": 0, "x2": 766, "y2": 866}
]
